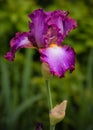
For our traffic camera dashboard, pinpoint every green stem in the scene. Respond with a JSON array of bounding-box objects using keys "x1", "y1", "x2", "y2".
[
  {"x1": 46, "y1": 79, "x2": 55, "y2": 130},
  {"x1": 50, "y1": 125, "x2": 55, "y2": 130}
]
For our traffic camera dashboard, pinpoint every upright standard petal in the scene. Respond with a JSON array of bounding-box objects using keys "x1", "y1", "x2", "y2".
[
  {"x1": 46, "y1": 10, "x2": 77, "y2": 44},
  {"x1": 28, "y1": 9, "x2": 77, "y2": 47},
  {"x1": 39, "y1": 45, "x2": 75, "y2": 77},
  {"x1": 46, "y1": 10, "x2": 66, "y2": 44},
  {"x1": 28, "y1": 9, "x2": 48, "y2": 48},
  {"x1": 63, "y1": 16, "x2": 77, "y2": 36},
  {"x1": 4, "y1": 32, "x2": 32, "y2": 61}
]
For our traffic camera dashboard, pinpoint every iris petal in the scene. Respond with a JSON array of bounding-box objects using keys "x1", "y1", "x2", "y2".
[
  {"x1": 46, "y1": 10, "x2": 66, "y2": 44},
  {"x1": 63, "y1": 16, "x2": 77, "y2": 36},
  {"x1": 28, "y1": 9, "x2": 77, "y2": 47},
  {"x1": 39, "y1": 45, "x2": 75, "y2": 77},
  {"x1": 4, "y1": 32, "x2": 32, "y2": 61},
  {"x1": 29, "y1": 9, "x2": 47, "y2": 48},
  {"x1": 46, "y1": 10, "x2": 77, "y2": 44}
]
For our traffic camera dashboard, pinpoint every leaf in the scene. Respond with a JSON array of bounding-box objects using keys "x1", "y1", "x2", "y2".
[
  {"x1": 0, "y1": 58, "x2": 11, "y2": 116},
  {"x1": 9, "y1": 94, "x2": 42, "y2": 124},
  {"x1": 86, "y1": 48, "x2": 93, "y2": 89},
  {"x1": 21, "y1": 49, "x2": 33, "y2": 99}
]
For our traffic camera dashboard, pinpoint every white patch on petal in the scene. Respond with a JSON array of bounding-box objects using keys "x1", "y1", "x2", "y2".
[
  {"x1": 19, "y1": 37, "x2": 30, "y2": 46},
  {"x1": 40, "y1": 45, "x2": 75, "y2": 77}
]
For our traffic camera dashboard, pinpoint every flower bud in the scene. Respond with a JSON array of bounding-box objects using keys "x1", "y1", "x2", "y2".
[{"x1": 49, "y1": 100, "x2": 67, "y2": 126}]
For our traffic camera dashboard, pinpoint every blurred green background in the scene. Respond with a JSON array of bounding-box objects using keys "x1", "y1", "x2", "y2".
[{"x1": 0, "y1": 0, "x2": 93, "y2": 130}]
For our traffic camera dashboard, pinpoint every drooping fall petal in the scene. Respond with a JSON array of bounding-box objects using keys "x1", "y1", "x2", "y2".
[
  {"x1": 40, "y1": 45, "x2": 75, "y2": 77},
  {"x1": 4, "y1": 32, "x2": 32, "y2": 61}
]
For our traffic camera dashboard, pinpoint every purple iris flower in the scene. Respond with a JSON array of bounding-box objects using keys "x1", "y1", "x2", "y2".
[{"x1": 4, "y1": 8, "x2": 77, "y2": 78}]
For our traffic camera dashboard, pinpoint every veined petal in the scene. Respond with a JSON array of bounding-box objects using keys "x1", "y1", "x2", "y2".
[
  {"x1": 4, "y1": 32, "x2": 32, "y2": 61},
  {"x1": 39, "y1": 45, "x2": 75, "y2": 77}
]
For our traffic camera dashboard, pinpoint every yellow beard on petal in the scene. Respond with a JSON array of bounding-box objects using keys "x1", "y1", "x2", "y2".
[{"x1": 50, "y1": 43, "x2": 59, "y2": 48}]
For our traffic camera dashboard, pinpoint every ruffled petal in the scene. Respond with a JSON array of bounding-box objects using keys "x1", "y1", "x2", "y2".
[
  {"x1": 39, "y1": 45, "x2": 75, "y2": 77},
  {"x1": 4, "y1": 32, "x2": 32, "y2": 61},
  {"x1": 46, "y1": 10, "x2": 66, "y2": 43},
  {"x1": 28, "y1": 9, "x2": 47, "y2": 48},
  {"x1": 29, "y1": 9, "x2": 61, "y2": 47},
  {"x1": 28, "y1": 9, "x2": 77, "y2": 47},
  {"x1": 45, "y1": 24, "x2": 63, "y2": 46},
  {"x1": 63, "y1": 16, "x2": 77, "y2": 36},
  {"x1": 46, "y1": 10, "x2": 77, "y2": 44}
]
